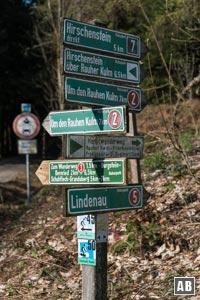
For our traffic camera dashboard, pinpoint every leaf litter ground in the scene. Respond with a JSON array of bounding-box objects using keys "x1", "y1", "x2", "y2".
[{"x1": 0, "y1": 101, "x2": 200, "y2": 299}]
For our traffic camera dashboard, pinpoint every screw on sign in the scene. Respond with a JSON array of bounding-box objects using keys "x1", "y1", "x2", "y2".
[
  {"x1": 108, "y1": 109, "x2": 122, "y2": 129},
  {"x1": 13, "y1": 112, "x2": 40, "y2": 139},
  {"x1": 129, "y1": 188, "x2": 141, "y2": 206},
  {"x1": 128, "y1": 90, "x2": 140, "y2": 109}
]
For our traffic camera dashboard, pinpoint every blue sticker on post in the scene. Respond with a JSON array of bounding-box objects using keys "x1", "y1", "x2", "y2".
[
  {"x1": 78, "y1": 239, "x2": 96, "y2": 266},
  {"x1": 21, "y1": 103, "x2": 31, "y2": 113}
]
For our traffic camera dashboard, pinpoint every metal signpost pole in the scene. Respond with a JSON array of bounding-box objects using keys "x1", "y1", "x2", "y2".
[{"x1": 26, "y1": 153, "x2": 30, "y2": 206}]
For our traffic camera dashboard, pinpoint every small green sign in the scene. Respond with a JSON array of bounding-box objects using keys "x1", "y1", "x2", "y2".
[
  {"x1": 64, "y1": 48, "x2": 142, "y2": 84},
  {"x1": 63, "y1": 18, "x2": 144, "y2": 59},
  {"x1": 67, "y1": 185, "x2": 143, "y2": 214},
  {"x1": 49, "y1": 159, "x2": 126, "y2": 185},
  {"x1": 65, "y1": 77, "x2": 146, "y2": 111},
  {"x1": 46, "y1": 106, "x2": 126, "y2": 135}
]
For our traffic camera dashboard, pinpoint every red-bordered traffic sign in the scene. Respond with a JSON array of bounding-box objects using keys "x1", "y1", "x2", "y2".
[{"x1": 13, "y1": 112, "x2": 40, "y2": 139}]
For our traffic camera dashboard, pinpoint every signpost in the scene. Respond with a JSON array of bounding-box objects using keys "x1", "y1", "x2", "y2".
[
  {"x1": 65, "y1": 77, "x2": 147, "y2": 111},
  {"x1": 67, "y1": 135, "x2": 143, "y2": 159},
  {"x1": 67, "y1": 185, "x2": 143, "y2": 215},
  {"x1": 64, "y1": 48, "x2": 143, "y2": 84},
  {"x1": 42, "y1": 106, "x2": 126, "y2": 135},
  {"x1": 63, "y1": 18, "x2": 147, "y2": 59},
  {"x1": 35, "y1": 17, "x2": 148, "y2": 300},
  {"x1": 35, "y1": 159, "x2": 127, "y2": 186}
]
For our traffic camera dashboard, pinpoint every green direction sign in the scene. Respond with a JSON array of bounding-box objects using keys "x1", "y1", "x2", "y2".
[
  {"x1": 67, "y1": 185, "x2": 143, "y2": 214},
  {"x1": 43, "y1": 106, "x2": 126, "y2": 135},
  {"x1": 65, "y1": 77, "x2": 147, "y2": 111},
  {"x1": 64, "y1": 18, "x2": 146, "y2": 59},
  {"x1": 64, "y1": 48, "x2": 143, "y2": 84},
  {"x1": 67, "y1": 135, "x2": 144, "y2": 159},
  {"x1": 49, "y1": 159, "x2": 126, "y2": 185}
]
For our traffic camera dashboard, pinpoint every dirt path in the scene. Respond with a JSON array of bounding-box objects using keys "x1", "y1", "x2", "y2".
[{"x1": 0, "y1": 156, "x2": 36, "y2": 183}]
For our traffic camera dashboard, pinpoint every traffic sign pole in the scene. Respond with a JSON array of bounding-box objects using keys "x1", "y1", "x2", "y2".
[
  {"x1": 13, "y1": 109, "x2": 40, "y2": 206},
  {"x1": 26, "y1": 153, "x2": 30, "y2": 206}
]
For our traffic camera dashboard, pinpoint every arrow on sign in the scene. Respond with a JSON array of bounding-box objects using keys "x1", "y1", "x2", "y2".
[
  {"x1": 67, "y1": 135, "x2": 144, "y2": 159},
  {"x1": 132, "y1": 139, "x2": 141, "y2": 146},
  {"x1": 42, "y1": 106, "x2": 126, "y2": 136},
  {"x1": 70, "y1": 139, "x2": 83, "y2": 155},
  {"x1": 127, "y1": 63, "x2": 139, "y2": 81},
  {"x1": 35, "y1": 158, "x2": 127, "y2": 186}
]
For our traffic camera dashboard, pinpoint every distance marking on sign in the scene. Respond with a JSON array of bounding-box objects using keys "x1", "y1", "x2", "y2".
[
  {"x1": 64, "y1": 48, "x2": 143, "y2": 84},
  {"x1": 35, "y1": 158, "x2": 127, "y2": 186},
  {"x1": 65, "y1": 77, "x2": 147, "y2": 111},
  {"x1": 42, "y1": 106, "x2": 126, "y2": 135},
  {"x1": 64, "y1": 18, "x2": 148, "y2": 59}
]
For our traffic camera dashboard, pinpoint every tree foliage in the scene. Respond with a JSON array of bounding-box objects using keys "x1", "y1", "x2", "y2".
[{"x1": 0, "y1": 0, "x2": 200, "y2": 157}]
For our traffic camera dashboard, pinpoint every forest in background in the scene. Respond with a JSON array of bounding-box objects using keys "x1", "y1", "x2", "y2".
[{"x1": 0, "y1": 0, "x2": 200, "y2": 157}]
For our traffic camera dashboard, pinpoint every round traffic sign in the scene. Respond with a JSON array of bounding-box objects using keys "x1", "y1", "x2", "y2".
[
  {"x1": 127, "y1": 90, "x2": 139, "y2": 109},
  {"x1": 108, "y1": 109, "x2": 122, "y2": 129},
  {"x1": 13, "y1": 112, "x2": 40, "y2": 139},
  {"x1": 128, "y1": 188, "x2": 140, "y2": 206}
]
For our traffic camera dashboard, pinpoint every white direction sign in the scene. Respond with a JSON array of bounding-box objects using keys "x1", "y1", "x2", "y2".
[
  {"x1": 77, "y1": 214, "x2": 108, "y2": 242},
  {"x1": 67, "y1": 135, "x2": 143, "y2": 159},
  {"x1": 77, "y1": 215, "x2": 95, "y2": 239},
  {"x1": 77, "y1": 214, "x2": 108, "y2": 243}
]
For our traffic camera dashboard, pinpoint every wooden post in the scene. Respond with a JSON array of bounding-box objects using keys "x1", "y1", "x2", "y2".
[
  {"x1": 81, "y1": 214, "x2": 107, "y2": 300},
  {"x1": 95, "y1": 241, "x2": 107, "y2": 300},
  {"x1": 81, "y1": 19, "x2": 109, "y2": 300},
  {"x1": 82, "y1": 265, "x2": 96, "y2": 299},
  {"x1": 128, "y1": 112, "x2": 141, "y2": 184}
]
